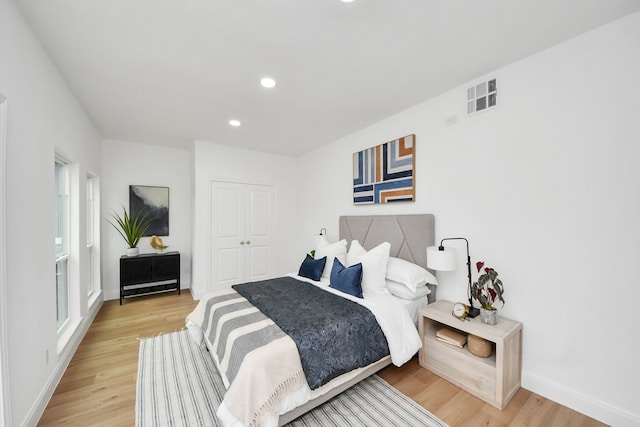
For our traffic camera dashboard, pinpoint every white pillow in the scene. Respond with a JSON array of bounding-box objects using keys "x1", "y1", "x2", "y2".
[
  {"x1": 315, "y1": 237, "x2": 347, "y2": 279},
  {"x1": 346, "y1": 239, "x2": 367, "y2": 265},
  {"x1": 386, "y1": 256, "x2": 437, "y2": 292},
  {"x1": 386, "y1": 279, "x2": 431, "y2": 301},
  {"x1": 347, "y1": 240, "x2": 391, "y2": 295}
]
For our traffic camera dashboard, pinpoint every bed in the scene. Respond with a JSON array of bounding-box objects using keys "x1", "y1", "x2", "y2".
[{"x1": 186, "y1": 214, "x2": 436, "y2": 427}]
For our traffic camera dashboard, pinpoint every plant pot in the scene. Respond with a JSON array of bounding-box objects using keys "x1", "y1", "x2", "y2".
[
  {"x1": 126, "y1": 247, "x2": 139, "y2": 257},
  {"x1": 480, "y1": 308, "x2": 497, "y2": 325}
]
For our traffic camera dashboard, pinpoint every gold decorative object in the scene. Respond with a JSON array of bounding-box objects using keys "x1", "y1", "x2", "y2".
[{"x1": 150, "y1": 235, "x2": 169, "y2": 252}]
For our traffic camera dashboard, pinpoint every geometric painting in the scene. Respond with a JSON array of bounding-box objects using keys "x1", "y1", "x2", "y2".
[
  {"x1": 353, "y1": 134, "x2": 415, "y2": 204},
  {"x1": 129, "y1": 185, "x2": 169, "y2": 236}
]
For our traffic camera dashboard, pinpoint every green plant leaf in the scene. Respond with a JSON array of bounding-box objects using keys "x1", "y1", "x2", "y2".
[
  {"x1": 471, "y1": 265, "x2": 505, "y2": 309},
  {"x1": 107, "y1": 205, "x2": 156, "y2": 248}
]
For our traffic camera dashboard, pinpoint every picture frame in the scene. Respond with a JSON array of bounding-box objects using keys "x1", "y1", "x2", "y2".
[
  {"x1": 129, "y1": 185, "x2": 169, "y2": 236},
  {"x1": 353, "y1": 134, "x2": 415, "y2": 204}
]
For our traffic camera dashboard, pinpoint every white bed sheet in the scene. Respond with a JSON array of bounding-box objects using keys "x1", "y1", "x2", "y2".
[{"x1": 397, "y1": 294, "x2": 429, "y2": 326}]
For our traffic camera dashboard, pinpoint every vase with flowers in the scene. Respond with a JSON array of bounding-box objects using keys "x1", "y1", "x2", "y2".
[{"x1": 471, "y1": 261, "x2": 505, "y2": 325}]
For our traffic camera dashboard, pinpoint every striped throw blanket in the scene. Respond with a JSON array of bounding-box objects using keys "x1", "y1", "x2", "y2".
[{"x1": 187, "y1": 289, "x2": 306, "y2": 427}]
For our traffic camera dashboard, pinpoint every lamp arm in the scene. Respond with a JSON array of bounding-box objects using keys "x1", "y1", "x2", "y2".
[
  {"x1": 439, "y1": 237, "x2": 479, "y2": 317},
  {"x1": 466, "y1": 251, "x2": 473, "y2": 306}
]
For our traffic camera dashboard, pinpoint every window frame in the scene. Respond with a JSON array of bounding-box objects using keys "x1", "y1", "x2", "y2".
[
  {"x1": 86, "y1": 174, "x2": 94, "y2": 298},
  {"x1": 55, "y1": 157, "x2": 70, "y2": 333},
  {"x1": 86, "y1": 173, "x2": 101, "y2": 301}
]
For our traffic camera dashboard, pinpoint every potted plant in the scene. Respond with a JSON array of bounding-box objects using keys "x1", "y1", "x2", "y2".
[
  {"x1": 108, "y1": 206, "x2": 155, "y2": 256},
  {"x1": 471, "y1": 261, "x2": 505, "y2": 325}
]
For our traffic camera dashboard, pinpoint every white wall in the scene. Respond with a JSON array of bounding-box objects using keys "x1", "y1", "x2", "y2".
[
  {"x1": 0, "y1": 89, "x2": 8, "y2": 427},
  {"x1": 296, "y1": 12, "x2": 640, "y2": 427},
  {"x1": 191, "y1": 141, "x2": 298, "y2": 299},
  {"x1": 101, "y1": 139, "x2": 192, "y2": 300},
  {"x1": 0, "y1": 0, "x2": 103, "y2": 425},
  {"x1": 2, "y1": 0, "x2": 637, "y2": 424}
]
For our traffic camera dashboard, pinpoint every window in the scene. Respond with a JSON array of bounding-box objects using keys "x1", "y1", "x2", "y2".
[
  {"x1": 86, "y1": 174, "x2": 101, "y2": 299},
  {"x1": 86, "y1": 174, "x2": 94, "y2": 297},
  {"x1": 55, "y1": 159, "x2": 69, "y2": 330}
]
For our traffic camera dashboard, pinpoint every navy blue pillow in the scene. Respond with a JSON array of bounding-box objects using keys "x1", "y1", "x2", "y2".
[
  {"x1": 298, "y1": 254, "x2": 326, "y2": 281},
  {"x1": 330, "y1": 258, "x2": 363, "y2": 298}
]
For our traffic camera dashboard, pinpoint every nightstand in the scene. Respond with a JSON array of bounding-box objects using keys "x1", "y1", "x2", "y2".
[{"x1": 418, "y1": 300, "x2": 522, "y2": 409}]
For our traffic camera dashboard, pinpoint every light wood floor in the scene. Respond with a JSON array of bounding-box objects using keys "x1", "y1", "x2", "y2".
[{"x1": 39, "y1": 291, "x2": 608, "y2": 426}]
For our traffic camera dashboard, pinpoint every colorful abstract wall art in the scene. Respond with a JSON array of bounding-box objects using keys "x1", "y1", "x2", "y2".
[{"x1": 353, "y1": 134, "x2": 415, "y2": 204}]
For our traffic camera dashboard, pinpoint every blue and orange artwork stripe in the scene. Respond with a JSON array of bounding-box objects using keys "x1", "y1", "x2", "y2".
[{"x1": 353, "y1": 134, "x2": 415, "y2": 204}]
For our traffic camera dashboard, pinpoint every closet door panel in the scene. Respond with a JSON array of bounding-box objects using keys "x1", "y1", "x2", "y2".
[
  {"x1": 247, "y1": 246, "x2": 270, "y2": 278},
  {"x1": 211, "y1": 182, "x2": 245, "y2": 290},
  {"x1": 244, "y1": 185, "x2": 275, "y2": 282},
  {"x1": 210, "y1": 181, "x2": 276, "y2": 291}
]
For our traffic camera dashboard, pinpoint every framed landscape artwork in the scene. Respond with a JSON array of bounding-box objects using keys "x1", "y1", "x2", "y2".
[
  {"x1": 353, "y1": 134, "x2": 415, "y2": 204},
  {"x1": 129, "y1": 185, "x2": 169, "y2": 236}
]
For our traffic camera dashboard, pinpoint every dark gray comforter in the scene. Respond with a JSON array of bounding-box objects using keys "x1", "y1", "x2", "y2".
[{"x1": 233, "y1": 276, "x2": 389, "y2": 389}]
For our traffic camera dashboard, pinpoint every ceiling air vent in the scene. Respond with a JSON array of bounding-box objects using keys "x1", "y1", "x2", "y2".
[{"x1": 467, "y1": 78, "x2": 497, "y2": 114}]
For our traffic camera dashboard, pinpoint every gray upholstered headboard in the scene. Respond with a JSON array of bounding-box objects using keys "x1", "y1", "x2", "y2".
[{"x1": 339, "y1": 214, "x2": 436, "y2": 303}]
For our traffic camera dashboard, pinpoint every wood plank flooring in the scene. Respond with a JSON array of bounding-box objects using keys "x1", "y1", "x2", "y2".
[{"x1": 39, "y1": 291, "x2": 608, "y2": 426}]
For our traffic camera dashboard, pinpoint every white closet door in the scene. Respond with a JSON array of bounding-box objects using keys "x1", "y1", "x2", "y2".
[
  {"x1": 211, "y1": 182, "x2": 245, "y2": 289},
  {"x1": 210, "y1": 181, "x2": 276, "y2": 291},
  {"x1": 244, "y1": 184, "x2": 275, "y2": 282}
]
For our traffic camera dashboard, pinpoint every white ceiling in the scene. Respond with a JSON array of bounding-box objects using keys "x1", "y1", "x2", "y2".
[{"x1": 15, "y1": 0, "x2": 640, "y2": 156}]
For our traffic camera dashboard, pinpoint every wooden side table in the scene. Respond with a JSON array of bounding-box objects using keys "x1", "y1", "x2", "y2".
[{"x1": 418, "y1": 300, "x2": 522, "y2": 409}]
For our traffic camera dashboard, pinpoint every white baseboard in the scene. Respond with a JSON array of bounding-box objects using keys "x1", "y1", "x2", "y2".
[
  {"x1": 21, "y1": 294, "x2": 104, "y2": 427},
  {"x1": 522, "y1": 370, "x2": 640, "y2": 427}
]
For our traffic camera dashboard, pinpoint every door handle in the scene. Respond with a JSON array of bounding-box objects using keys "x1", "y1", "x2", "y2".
[
  {"x1": 240, "y1": 240, "x2": 245, "y2": 245},
  {"x1": 246, "y1": 240, "x2": 251, "y2": 245}
]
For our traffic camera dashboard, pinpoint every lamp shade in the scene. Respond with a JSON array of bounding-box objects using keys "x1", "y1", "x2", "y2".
[{"x1": 426, "y1": 246, "x2": 456, "y2": 271}]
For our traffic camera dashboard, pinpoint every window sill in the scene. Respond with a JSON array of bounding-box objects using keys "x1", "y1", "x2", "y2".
[
  {"x1": 57, "y1": 318, "x2": 81, "y2": 356},
  {"x1": 88, "y1": 289, "x2": 103, "y2": 311}
]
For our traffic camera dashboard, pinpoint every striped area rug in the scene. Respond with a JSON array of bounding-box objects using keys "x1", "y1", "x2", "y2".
[{"x1": 136, "y1": 330, "x2": 448, "y2": 427}]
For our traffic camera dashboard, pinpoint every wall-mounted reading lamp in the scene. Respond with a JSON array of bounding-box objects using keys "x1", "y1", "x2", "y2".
[
  {"x1": 313, "y1": 228, "x2": 327, "y2": 247},
  {"x1": 426, "y1": 237, "x2": 480, "y2": 318}
]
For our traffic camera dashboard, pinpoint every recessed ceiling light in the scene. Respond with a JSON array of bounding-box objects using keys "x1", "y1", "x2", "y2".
[
  {"x1": 341, "y1": 0, "x2": 356, "y2": 3},
  {"x1": 229, "y1": 119, "x2": 241, "y2": 127},
  {"x1": 260, "y1": 77, "x2": 276, "y2": 88}
]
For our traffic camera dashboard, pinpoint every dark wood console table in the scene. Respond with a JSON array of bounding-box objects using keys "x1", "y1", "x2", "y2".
[{"x1": 119, "y1": 251, "x2": 180, "y2": 304}]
